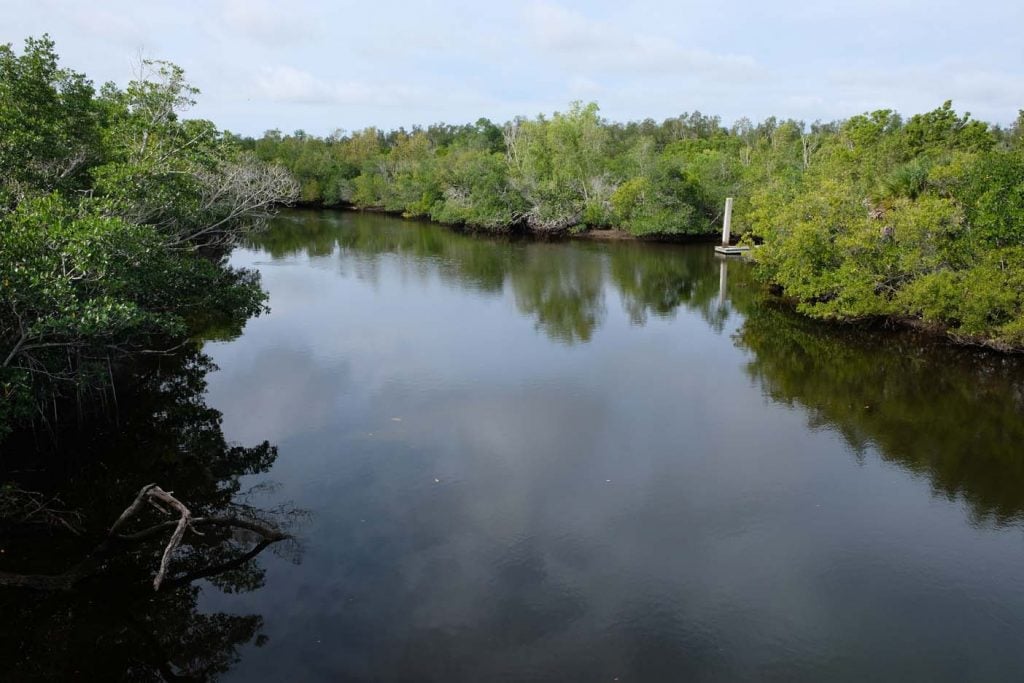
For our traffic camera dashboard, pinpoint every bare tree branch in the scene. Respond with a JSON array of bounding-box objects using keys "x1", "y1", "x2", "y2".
[{"x1": 0, "y1": 483, "x2": 290, "y2": 592}]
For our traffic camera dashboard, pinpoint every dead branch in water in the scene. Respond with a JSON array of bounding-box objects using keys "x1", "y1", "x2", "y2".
[
  {"x1": 140, "y1": 486, "x2": 192, "y2": 591},
  {"x1": 0, "y1": 482, "x2": 289, "y2": 592}
]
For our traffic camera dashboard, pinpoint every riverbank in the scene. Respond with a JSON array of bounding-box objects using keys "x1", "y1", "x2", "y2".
[
  {"x1": 290, "y1": 202, "x2": 724, "y2": 243},
  {"x1": 283, "y1": 205, "x2": 1022, "y2": 354}
]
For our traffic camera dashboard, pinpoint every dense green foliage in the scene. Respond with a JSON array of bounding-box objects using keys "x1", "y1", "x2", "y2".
[
  {"x1": 748, "y1": 104, "x2": 1024, "y2": 349},
  {"x1": 247, "y1": 101, "x2": 1023, "y2": 348},
  {"x1": 246, "y1": 104, "x2": 741, "y2": 236},
  {"x1": 0, "y1": 36, "x2": 297, "y2": 437}
]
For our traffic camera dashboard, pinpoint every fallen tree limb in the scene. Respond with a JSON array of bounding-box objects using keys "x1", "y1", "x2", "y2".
[
  {"x1": 162, "y1": 539, "x2": 274, "y2": 592},
  {"x1": 147, "y1": 486, "x2": 192, "y2": 591},
  {"x1": 109, "y1": 483, "x2": 159, "y2": 536},
  {"x1": 113, "y1": 515, "x2": 287, "y2": 544},
  {"x1": 0, "y1": 483, "x2": 289, "y2": 592}
]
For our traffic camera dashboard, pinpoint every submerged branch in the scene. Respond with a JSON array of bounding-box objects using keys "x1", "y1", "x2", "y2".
[{"x1": 0, "y1": 483, "x2": 289, "y2": 592}]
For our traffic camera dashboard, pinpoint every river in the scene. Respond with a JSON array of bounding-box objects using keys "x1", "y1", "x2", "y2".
[{"x1": 7, "y1": 209, "x2": 1024, "y2": 680}]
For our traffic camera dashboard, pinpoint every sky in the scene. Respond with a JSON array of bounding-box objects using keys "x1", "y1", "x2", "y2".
[{"x1": 3, "y1": 0, "x2": 1023, "y2": 136}]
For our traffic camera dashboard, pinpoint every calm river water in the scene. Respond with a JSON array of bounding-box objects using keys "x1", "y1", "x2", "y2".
[
  {"x1": 8, "y1": 209, "x2": 1024, "y2": 681},
  {"x1": 189, "y1": 210, "x2": 1024, "y2": 681}
]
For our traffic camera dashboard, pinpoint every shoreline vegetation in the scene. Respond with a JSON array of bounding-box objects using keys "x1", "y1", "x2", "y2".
[
  {"x1": 0, "y1": 36, "x2": 298, "y2": 440},
  {"x1": 244, "y1": 101, "x2": 1024, "y2": 353}
]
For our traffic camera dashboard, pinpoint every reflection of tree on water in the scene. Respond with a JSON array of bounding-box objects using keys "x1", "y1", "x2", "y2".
[
  {"x1": 0, "y1": 350, "x2": 299, "y2": 681},
  {"x1": 254, "y1": 210, "x2": 519, "y2": 294},
  {"x1": 511, "y1": 245, "x2": 606, "y2": 344},
  {"x1": 607, "y1": 245, "x2": 757, "y2": 333},
  {"x1": 2, "y1": 574, "x2": 268, "y2": 681},
  {"x1": 254, "y1": 211, "x2": 763, "y2": 343},
  {"x1": 736, "y1": 305, "x2": 1024, "y2": 523}
]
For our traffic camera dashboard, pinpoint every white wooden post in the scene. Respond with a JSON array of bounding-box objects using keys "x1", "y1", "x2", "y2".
[{"x1": 721, "y1": 197, "x2": 734, "y2": 246}]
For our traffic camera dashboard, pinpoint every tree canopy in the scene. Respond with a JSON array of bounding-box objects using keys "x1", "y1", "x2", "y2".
[{"x1": 0, "y1": 36, "x2": 298, "y2": 437}]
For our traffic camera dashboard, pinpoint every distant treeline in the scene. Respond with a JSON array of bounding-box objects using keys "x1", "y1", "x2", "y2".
[
  {"x1": 242, "y1": 102, "x2": 1024, "y2": 349},
  {"x1": 244, "y1": 103, "x2": 771, "y2": 235}
]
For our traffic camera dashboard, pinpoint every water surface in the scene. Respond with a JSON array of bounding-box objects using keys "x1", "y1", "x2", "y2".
[
  {"x1": 185, "y1": 210, "x2": 1024, "y2": 681},
  {"x1": 10, "y1": 209, "x2": 1022, "y2": 680}
]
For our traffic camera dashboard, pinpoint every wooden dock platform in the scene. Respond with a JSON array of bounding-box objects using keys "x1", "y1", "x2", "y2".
[{"x1": 714, "y1": 245, "x2": 750, "y2": 256}]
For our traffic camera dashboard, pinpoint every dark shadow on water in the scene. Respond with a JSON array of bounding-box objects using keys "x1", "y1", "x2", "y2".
[{"x1": 0, "y1": 350, "x2": 299, "y2": 681}]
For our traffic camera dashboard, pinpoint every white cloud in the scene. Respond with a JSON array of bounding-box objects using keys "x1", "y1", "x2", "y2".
[
  {"x1": 254, "y1": 65, "x2": 428, "y2": 107},
  {"x1": 567, "y1": 76, "x2": 605, "y2": 97},
  {"x1": 255, "y1": 66, "x2": 334, "y2": 104},
  {"x1": 68, "y1": 8, "x2": 147, "y2": 47},
  {"x1": 524, "y1": 2, "x2": 763, "y2": 81},
  {"x1": 220, "y1": 0, "x2": 318, "y2": 45},
  {"x1": 828, "y1": 63, "x2": 1024, "y2": 120}
]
